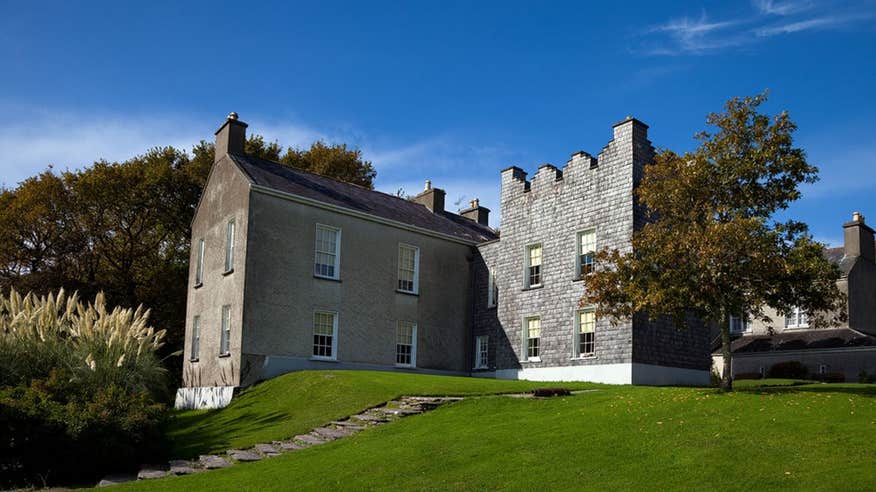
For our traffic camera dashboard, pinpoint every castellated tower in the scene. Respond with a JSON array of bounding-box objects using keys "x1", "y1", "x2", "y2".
[{"x1": 472, "y1": 118, "x2": 711, "y2": 385}]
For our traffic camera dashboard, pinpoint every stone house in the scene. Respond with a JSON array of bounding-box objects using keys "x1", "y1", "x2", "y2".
[
  {"x1": 177, "y1": 114, "x2": 708, "y2": 408},
  {"x1": 712, "y1": 213, "x2": 876, "y2": 382}
]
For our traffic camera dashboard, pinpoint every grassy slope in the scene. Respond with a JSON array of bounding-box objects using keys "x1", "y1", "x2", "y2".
[
  {"x1": 123, "y1": 376, "x2": 876, "y2": 491},
  {"x1": 167, "y1": 370, "x2": 603, "y2": 457}
]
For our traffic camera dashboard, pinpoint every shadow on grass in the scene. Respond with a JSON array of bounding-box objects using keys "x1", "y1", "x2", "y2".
[
  {"x1": 167, "y1": 409, "x2": 288, "y2": 458},
  {"x1": 736, "y1": 383, "x2": 876, "y2": 397}
]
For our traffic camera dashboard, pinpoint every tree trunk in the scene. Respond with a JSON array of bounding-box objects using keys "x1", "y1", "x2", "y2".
[{"x1": 720, "y1": 321, "x2": 733, "y2": 392}]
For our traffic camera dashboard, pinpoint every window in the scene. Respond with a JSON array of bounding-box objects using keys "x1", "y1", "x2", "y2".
[
  {"x1": 487, "y1": 268, "x2": 498, "y2": 307},
  {"x1": 220, "y1": 305, "x2": 231, "y2": 355},
  {"x1": 396, "y1": 321, "x2": 417, "y2": 367},
  {"x1": 525, "y1": 244, "x2": 542, "y2": 288},
  {"x1": 819, "y1": 364, "x2": 828, "y2": 375},
  {"x1": 224, "y1": 219, "x2": 235, "y2": 273},
  {"x1": 195, "y1": 238, "x2": 205, "y2": 285},
  {"x1": 314, "y1": 224, "x2": 341, "y2": 279},
  {"x1": 190, "y1": 316, "x2": 200, "y2": 360},
  {"x1": 524, "y1": 316, "x2": 541, "y2": 360},
  {"x1": 577, "y1": 309, "x2": 596, "y2": 357},
  {"x1": 576, "y1": 230, "x2": 596, "y2": 277},
  {"x1": 729, "y1": 314, "x2": 751, "y2": 334},
  {"x1": 475, "y1": 335, "x2": 489, "y2": 369},
  {"x1": 313, "y1": 311, "x2": 338, "y2": 359},
  {"x1": 784, "y1": 307, "x2": 809, "y2": 329},
  {"x1": 397, "y1": 244, "x2": 420, "y2": 293}
]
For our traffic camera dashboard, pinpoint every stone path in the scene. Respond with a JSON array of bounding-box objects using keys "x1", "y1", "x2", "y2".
[{"x1": 97, "y1": 396, "x2": 463, "y2": 487}]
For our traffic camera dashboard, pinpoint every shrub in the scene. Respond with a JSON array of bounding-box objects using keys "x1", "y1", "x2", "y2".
[
  {"x1": 530, "y1": 387, "x2": 571, "y2": 397},
  {"x1": 767, "y1": 361, "x2": 808, "y2": 379},
  {"x1": 733, "y1": 372, "x2": 763, "y2": 380},
  {"x1": 812, "y1": 372, "x2": 845, "y2": 383},
  {"x1": 0, "y1": 289, "x2": 170, "y2": 488}
]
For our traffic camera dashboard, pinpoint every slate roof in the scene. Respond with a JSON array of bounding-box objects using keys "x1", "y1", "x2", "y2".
[
  {"x1": 229, "y1": 153, "x2": 498, "y2": 244},
  {"x1": 823, "y1": 246, "x2": 857, "y2": 275},
  {"x1": 715, "y1": 328, "x2": 876, "y2": 354}
]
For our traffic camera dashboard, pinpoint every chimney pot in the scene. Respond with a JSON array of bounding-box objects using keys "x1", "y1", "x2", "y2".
[
  {"x1": 425, "y1": 180, "x2": 432, "y2": 191},
  {"x1": 228, "y1": 112, "x2": 239, "y2": 121},
  {"x1": 853, "y1": 211, "x2": 863, "y2": 222}
]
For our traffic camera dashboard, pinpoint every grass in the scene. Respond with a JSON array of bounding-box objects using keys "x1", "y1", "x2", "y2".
[
  {"x1": 119, "y1": 372, "x2": 876, "y2": 491},
  {"x1": 166, "y1": 370, "x2": 603, "y2": 458}
]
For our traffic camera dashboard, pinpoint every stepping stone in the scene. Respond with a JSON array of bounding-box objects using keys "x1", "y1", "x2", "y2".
[
  {"x1": 168, "y1": 460, "x2": 199, "y2": 475},
  {"x1": 379, "y1": 407, "x2": 420, "y2": 416},
  {"x1": 277, "y1": 440, "x2": 305, "y2": 451},
  {"x1": 294, "y1": 433, "x2": 327, "y2": 445},
  {"x1": 354, "y1": 413, "x2": 389, "y2": 423},
  {"x1": 98, "y1": 474, "x2": 136, "y2": 487},
  {"x1": 137, "y1": 468, "x2": 169, "y2": 480},
  {"x1": 228, "y1": 449, "x2": 262, "y2": 462},
  {"x1": 254, "y1": 443, "x2": 281, "y2": 456},
  {"x1": 331, "y1": 420, "x2": 368, "y2": 429},
  {"x1": 313, "y1": 427, "x2": 349, "y2": 439},
  {"x1": 199, "y1": 454, "x2": 231, "y2": 469}
]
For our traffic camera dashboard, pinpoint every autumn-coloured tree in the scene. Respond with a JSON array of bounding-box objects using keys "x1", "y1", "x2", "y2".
[
  {"x1": 281, "y1": 141, "x2": 377, "y2": 189},
  {"x1": 583, "y1": 93, "x2": 844, "y2": 391}
]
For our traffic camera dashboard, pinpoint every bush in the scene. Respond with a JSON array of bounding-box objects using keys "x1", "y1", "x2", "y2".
[
  {"x1": 812, "y1": 372, "x2": 845, "y2": 383},
  {"x1": 0, "y1": 289, "x2": 170, "y2": 488},
  {"x1": 767, "y1": 361, "x2": 808, "y2": 379},
  {"x1": 858, "y1": 370, "x2": 876, "y2": 384},
  {"x1": 733, "y1": 372, "x2": 763, "y2": 380},
  {"x1": 531, "y1": 387, "x2": 571, "y2": 397}
]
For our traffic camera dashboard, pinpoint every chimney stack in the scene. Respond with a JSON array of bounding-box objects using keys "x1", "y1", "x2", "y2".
[
  {"x1": 214, "y1": 112, "x2": 248, "y2": 162},
  {"x1": 844, "y1": 211, "x2": 875, "y2": 262},
  {"x1": 460, "y1": 198, "x2": 491, "y2": 226},
  {"x1": 412, "y1": 180, "x2": 445, "y2": 213}
]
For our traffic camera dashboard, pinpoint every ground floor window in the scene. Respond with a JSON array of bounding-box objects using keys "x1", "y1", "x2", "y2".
[
  {"x1": 313, "y1": 311, "x2": 338, "y2": 359},
  {"x1": 396, "y1": 321, "x2": 417, "y2": 367},
  {"x1": 220, "y1": 305, "x2": 231, "y2": 355},
  {"x1": 475, "y1": 335, "x2": 489, "y2": 369},
  {"x1": 191, "y1": 315, "x2": 200, "y2": 360},
  {"x1": 524, "y1": 316, "x2": 540, "y2": 360},
  {"x1": 577, "y1": 309, "x2": 595, "y2": 357}
]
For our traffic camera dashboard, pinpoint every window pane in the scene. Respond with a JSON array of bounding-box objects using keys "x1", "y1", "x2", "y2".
[
  {"x1": 225, "y1": 220, "x2": 235, "y2": 271},
  {"x1": 191, "y1": 316, "x2": 200, "y2": 359},
  {"x1": 398, "y1": 245, "x2": 418, "y2": 292},
  {"x1": 313, "y1": 312, "x2": 335, "y2": 358},
  {"x1": 220, "y1": 305, "x2": 231, "y2": 354},
  {"x1": 396, "y1": 322, "x2": 415, "y2": 365},
  {"x1": 195, "y1": 239, "x2": 204, "y2": 284},
  {"x1": 526, "y1": 318, "x2": 540, "y2": 358},
  {"x1": 315, "y1": 226, "x2": 339, "y2": 278}
]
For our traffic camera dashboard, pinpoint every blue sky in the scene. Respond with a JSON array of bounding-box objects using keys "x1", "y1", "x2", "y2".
[{"x1": 2, "y1": 0, "x2": 874, "y2": 244}]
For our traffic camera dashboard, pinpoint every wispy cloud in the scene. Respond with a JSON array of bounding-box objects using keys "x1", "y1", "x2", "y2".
[{"x1": 636, "y1": 1, "x2": 873, "y2": 56}]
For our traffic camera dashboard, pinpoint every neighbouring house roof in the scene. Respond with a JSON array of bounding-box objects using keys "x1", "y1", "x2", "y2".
[
  {"x1": 229, "y1": 153, "x2": 499, "y2": 244},
  {"x1": 823, "y1": 246, "x2": 858, "y2": 275},
  {"x1": 714, "y1": 328, "x2": 876, "y2": 355}
]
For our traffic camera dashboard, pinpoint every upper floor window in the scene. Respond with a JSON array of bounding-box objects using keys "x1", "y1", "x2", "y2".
[
  {"x1": 729, "y1": 314, "x2": 751, "y2": 334},
  {"x1": 398, "y1": 244, "x2": 420, "y2": 293},
  {"x1": 576, "y1": 230, "x2": 596, "y2": 277},
  {"x1": 525, "y1": 244, "x2": 543, "y2": 288},
  {"x1": 487, "y1": 267, "x2": 498, "y2": 307},
  {"x1": 396, "y1": 321, "x2": 417, "y2": 367},
  {"x1": 224, "y1": 219, "x2": 235, "y2": 273},
  {"x1": 785, "y1": 307, "x2": 809, "y2": 329},
  {"x1": 191, "y1": 315, "x2": 200, "y2": 361},
  {"x1": 314, "y1": 224, "x2": 341, "y2": 279},
  {"x1": 475, "y1": 335, "x2": 489, "y2": 369},
  {"x1": 524, "y1": 316, "x2": 541, "y2": 361},
  {"x1": 576, "y1": 308, "x2": 596, "y2": 357},
  {"x1": 195, "y1": 238, "x2": 205, "y2": 286},
  {"x1": 220, "y1": 305, "x2": 231, "y2": 355},
  {"x1": 313, "y1": 311, "x2": 338, "y2": 360}
]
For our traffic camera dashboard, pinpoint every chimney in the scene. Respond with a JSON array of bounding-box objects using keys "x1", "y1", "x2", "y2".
[
  {"x1": 214, "y1": 112, "x2": 248, "y2": 162},
  {"x1": 412, "y1": 180, "x2": 445, "y2": 213},
  {"x1": 843, "y1": 211, "x2": 875, "y2": 261},
  {"x1": 460, "y1": 198, "x2": 490, "y2": 226}
]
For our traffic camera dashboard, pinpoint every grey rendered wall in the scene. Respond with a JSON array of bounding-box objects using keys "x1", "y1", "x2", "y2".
[
  {"x1": 480, "y1": 119, "x2": 650, "y2": 372},
  {"x1": 182, "y1": 155, "x2": 251, "y2": 388},
  {"x1": 239, "y1": 189, "x2": 474, "y2": 384},
  {"x1": 848, "y1": 259, "x2": 876, "y2": 335}
]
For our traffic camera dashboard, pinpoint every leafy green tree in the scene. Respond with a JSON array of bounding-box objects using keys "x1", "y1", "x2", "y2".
[
  {"x1": 281, "y1": 141, "x2": 376, "y2": 189},
  {"x1": 582, "y1": 93, "x2": 844, "y2": 391}
]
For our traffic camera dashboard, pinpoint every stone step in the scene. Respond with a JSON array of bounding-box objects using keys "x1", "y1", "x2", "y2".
[
  {"x1": 294, "y1": 433, "x2": 328, "y2": 446},
  {"x1": 137, "y1": 468, "x2": 169, "y2": 480},
  {"x1": 254, "y1": 443, "x2": 282, "y2": 456},
  {"x1": 97, "y1": 474, "x2": 137, "y2": 487},
  {"x1": 276, "y1": 440, "x2": 305, "y2": 451},
  {"x1": 354, "y1": 413, "x2": 390, "y2": 422},
  {"x1": 228, "y1": 449, "x2": 262, "y2": 462},
  {"x1": 199, "y1": 454, "x2": 232, "y2": 469},
  {"x1": 168, "y1": 460, "x2": 199, "y2": 475},
  {"x1": 313, "y1": 426, "x2": 350, "y2": 440}
]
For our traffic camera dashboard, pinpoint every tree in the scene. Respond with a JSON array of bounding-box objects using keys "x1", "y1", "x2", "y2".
[
  {"x1": 582, "y1": 93, "x2": 844, "y2": 391},
  {"x1": 281, "y1": 141, "x2": 376, "y2": 189}
]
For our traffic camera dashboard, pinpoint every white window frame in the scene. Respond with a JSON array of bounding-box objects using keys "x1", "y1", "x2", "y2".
[
  {"x1": 575, "y1": 229, "x2": 596, "y2": 278},
  {"x1": 729, "y1": 314, "x2": 751, "y2": 334},
  {"x1": 224, "y1": 219, "x2": 235, "y2": 273},
  {"x1": 191, "y1": 315, "x2": 200, "y2": 361},
  {"x1": 397, "y1": 243, "x2": 420, "y2": 294},
  {"x1": 524, "y1": 243, "x2": 543, "y2": 288},
  {"x1": 314, "y1": 224, "x2": 342, "y2": 280},
  {"x1": 195, "y1": 238, "x2": 205, "y2": 286},
  {"x1": 395, "y1": 321, "x2": 417, "y2": 367},
  {"x1": 312, "y1": 311, "x2": 339, "y2": 361},
  {"x1": 474, "y1": 335, "x2": 489, "y2": 369},
  {"x1": 487, "y1": 267, "x2": 498, "y2": 308},
  {"x1": 784, "y1": 307, "x2": 809, "y2": 329},
  {"x1": 522, "y1": 315, "x2": 541, "y2": 362},
  {"x1": 575, "y1": 308, "x2": 596, "y2": 358},
  {"x1": 220, "y1": 305, "x2": 231, "y2": 356}
]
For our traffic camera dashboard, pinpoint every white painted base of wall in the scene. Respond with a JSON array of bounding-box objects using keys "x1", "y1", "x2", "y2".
[
  {"x1": 175, "y1": 386, "x2": 236, "y2": 410},
  {"x1": 259, "y1": 355, "x2": 468, "y2": 381},
  {"x1": 493, "y1": 362, "x2": 709, "y2": 386}
]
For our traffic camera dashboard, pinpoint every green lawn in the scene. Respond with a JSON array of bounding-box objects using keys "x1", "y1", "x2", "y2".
[
  {"x1": 125, "y1": 373, "x2": 876, "y2": 491},
  {"x1": 167, "y1": 370, "x2": 603, "y2": 458}
]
